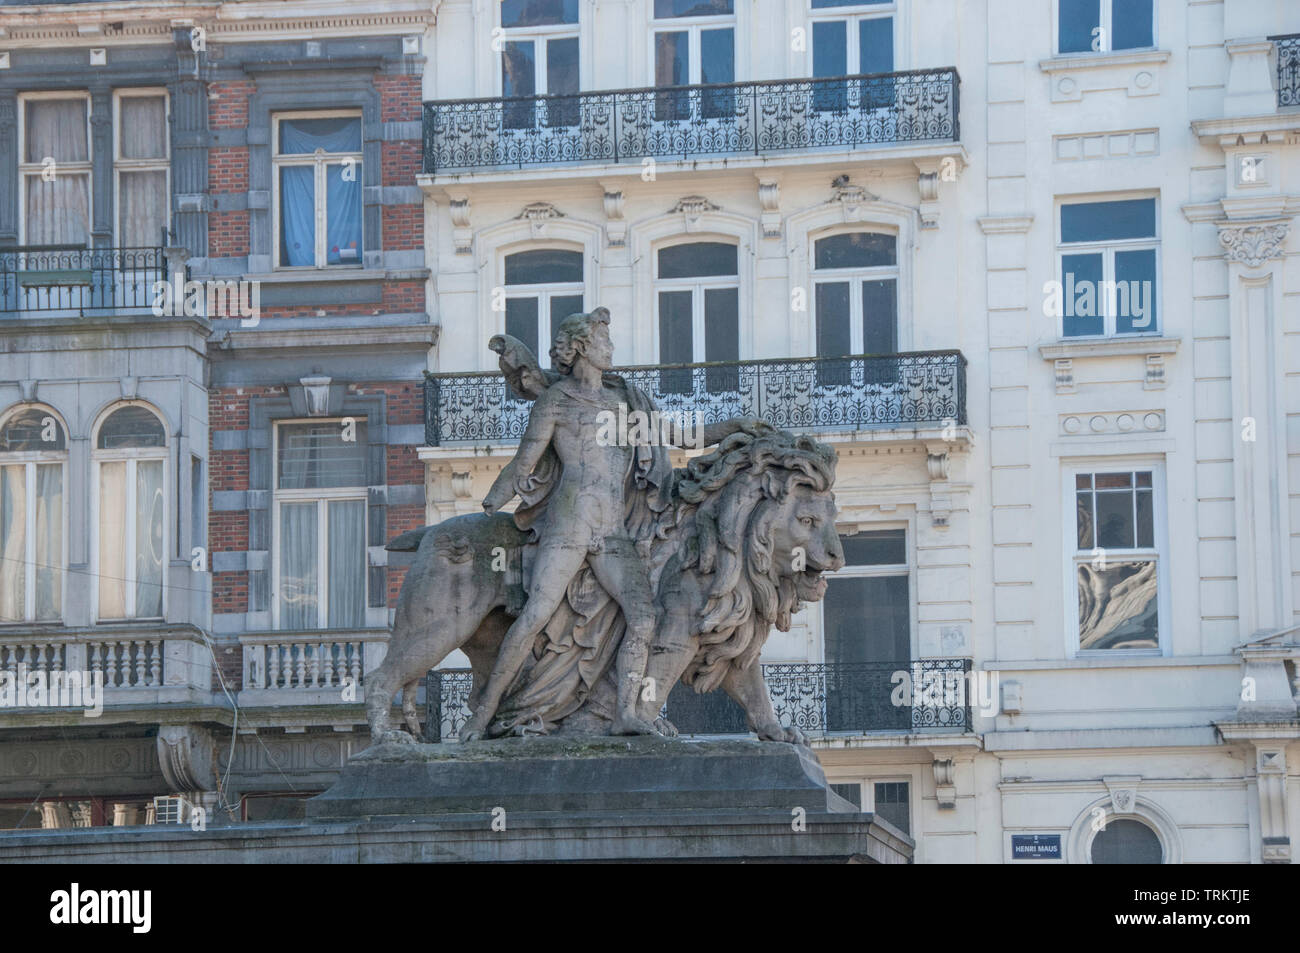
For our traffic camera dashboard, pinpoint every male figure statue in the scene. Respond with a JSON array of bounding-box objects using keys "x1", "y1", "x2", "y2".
[{"x1": 461, "y1": 308, "x2": 764, "y2": 740}]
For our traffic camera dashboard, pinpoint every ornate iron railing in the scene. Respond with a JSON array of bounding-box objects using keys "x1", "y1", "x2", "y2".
[
  {"x1": 424, "y1": 658, "x2": 973, "y2": 742},
  {"x1": 0, "y1": 245, "x2": 166, "y2": 315},
  {"x1": 423, "y1": 68, "x2": 959, "y2": 172},
  {"x1": 1271, "y1": 34, "x2": 1300, "y2": 107},
  {"x1": 423, "y1": 350, "x2": 966, "y2": 446}
]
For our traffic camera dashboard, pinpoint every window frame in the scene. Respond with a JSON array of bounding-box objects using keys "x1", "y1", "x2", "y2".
[
  {"x1": 1061, "y1": 459, "x2": 1169, "y2": 658},
  {"x1": 0, "y1": 406, "x2": 68, "y2": 625},
  {"x1": 16, "y1": 90, "x2": 93, "y2": 247},
  {"x1": 820, "y1": 521, "x2": 915, "y2": 664},
  {"x1": 812, "y1": 229, "x2": 900, "y2": 356},
  {"x1": 496, "y1": 4, "x2": 582, "y2": 98},
  {"x1": 501, "y1": 245, "x2": 586, "y2": 367},
  {"x1": 1054, "y1": 0, "x2": 1157, "y2": 56},
  {"x1": 270, "y1": 110, "x2": 365, "y2": 271},
  {"x1": 1055, "y1": 194, "x2": 1161, "y2": 339},
  {"x1": 270, "y1": 418, "x2": 369, "y2": 631},
  {"x1": 648, "y1": 1, "x2": 737, "y2": 87},
  {"x1": 91, "y1": 403, "x2": 169, "y2": 623},
  {"x1": 652, "y1": 238, "x2": 741, "y2": 365},
  {"x1": 805, "y1": 0, "x2": 898, "y2": 78},
  {"x1": 112, "y1": 88, "x2": 171, "y2": 250}
]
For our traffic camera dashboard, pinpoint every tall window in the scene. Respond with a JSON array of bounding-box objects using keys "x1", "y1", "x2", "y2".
[
  {"x1": 1071, "y1": 467, "x2": 1161, "y2": 652},
  {"x1": 810, "y1": 0, "x2": 894, "y2": 111},
  {"x1": 1057, "y1": 197, "x2": 1158, "y2": 337},
  {"x1": 503, "y1": 248, "x2": 584, "y2": 363},
  {"x1": 96, "y1": 406, "x2": 166, "y2": 620},
  {"x1": 652, "y1": 0, "x2": 735, "y2": 119},
  {"x1": 822, "y1": 528, "x2": 909, "y2": 665},
  {"x1": 19, "y1": 93, "x2": 91, "y2": 245},
  {"x1": 814, "y1": 232, "x2": 898, "y2": 385},
  {"x1": 114, "y1": 90, "x2": 169, "y2": 248},
  {"x1": 828, "y1": 780, "x2": 910, "y2": 834},
  {"x1": 655, "y1": 241, "x2": 739, "y2": 394},
  {"x1": 0, "y1": 409, "x2": 65, "y2": 623},
  {"x1": 274, "y1": 113, "x2": 363, "y2": 268},
  {"x1": 274, "y1": 421, "x2": 368, "y2": 630},
  {"x1": 500, "y1": 0, "x2": 580, "y2": 128},
  {"x1": 1058, "y1": 0, "x2": 1153, "y2": 54}
]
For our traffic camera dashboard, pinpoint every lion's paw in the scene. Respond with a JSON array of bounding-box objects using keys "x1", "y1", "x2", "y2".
[{"x1": 653, "y1": 716, "x2": 679, "y2": 738}]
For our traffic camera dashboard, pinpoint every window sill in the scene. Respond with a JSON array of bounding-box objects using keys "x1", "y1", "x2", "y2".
[
  {"x1": 1038, "y1": 49, "x2": 1170, "y2": 73},
  {"x1": 251, "y1": 268, "x2": 378, "y2": 284},
  {"x1": 1039, "y1": 335, "x2": 1179, "y2": 360}
]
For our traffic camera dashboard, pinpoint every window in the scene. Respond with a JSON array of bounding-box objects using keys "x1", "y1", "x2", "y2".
[
  {"x1": 114, "y1": 90, "x2": 169, "y2": 248},
  {"x1": 503, "y1": 248, "x2": 584, "y2": 363},
  {"x1": 1058, "y1": 0, "x2": 1153, "y2": 54},
  {"x1": 95, "y1": 406, "x2": 167, "y2": 620},
  {"x1": 1070, "y1": 468, "x2": 1161, "y2": 652},
  {"x1": 273, "y1": 421, "x2": 368, "y2": 630},
  {"x1": 273, "y1": 113, "x2": 363, "y2": 268},
  {"x1": 500, "y1": 0, "x2": 580, "y2": 128},
  {"x1": 830, "y1": 782, "x2": 863, "y2": 808},
  {"x1": 809, "y1": 0, "x2": 895, "y2": 111},
  {"x1": 814, "y1": 232, "x2": 898, "y2": 385},
  {"x1": 1057, "y1": 197, "x2": 1158, "y2": 337},
  {"x1": 1091, "y1": 817, "x2": 1162, "y2": 863},
  {"x1": 822, "y1": 528, "x2": 909, "y2": 665},
  {"x1": 0, "y1": 408, "x2": 65, "y2": 623},
  {"x1": 652, "y1": 0, "x2": 735, "y2": 119},
  {"x1": 19, "y1": 93, "x2": 92, "y2": 245},
  {"x1": 655, "y1": 241, "x2": 739, "y2": 394},
  {"x1": 872, "y1": 780, "x2": 910, "y2": 834}
]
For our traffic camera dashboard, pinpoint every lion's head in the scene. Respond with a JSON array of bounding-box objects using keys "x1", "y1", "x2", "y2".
[{"x1": 664, "y1": 429, "x2": 843, "y2": 693}]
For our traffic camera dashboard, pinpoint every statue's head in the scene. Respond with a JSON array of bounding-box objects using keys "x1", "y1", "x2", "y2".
[{"x1": 550, "y1": 307, "x2": 613, "y2": 374}]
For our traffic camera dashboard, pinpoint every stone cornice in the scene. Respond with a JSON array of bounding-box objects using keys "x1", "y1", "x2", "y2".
[
  {"x1": 1038, "y1": 48, "x2": 1170, "y2": 73},
  {"x1": 1190, "y1": 113, "x2": 1300, "y2": 147}
]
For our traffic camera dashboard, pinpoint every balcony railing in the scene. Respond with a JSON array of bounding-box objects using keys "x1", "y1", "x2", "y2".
[
  {"x1": 423, "y1": 68, "x2": 959, "y2": 173},
  {"x1": 425, "y1": 658, "x2": 973, "y2": 742},
  {"x1": 238, "y1": 630, "x2": 389, "y2": 706},
  {"x1": 0, "y1": 245, "x2": 166, "y2": 316},
  {"x1": 423, "y1": 350, "x2": 966, "y2": 446},
  {"x1": 1271, "y1": 34, "x2": 1300, "y2": 107}
]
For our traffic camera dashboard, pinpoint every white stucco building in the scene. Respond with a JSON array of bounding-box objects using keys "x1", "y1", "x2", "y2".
[{"x1": 415, "y1": 0, "x2": 1300, "y2": 863}]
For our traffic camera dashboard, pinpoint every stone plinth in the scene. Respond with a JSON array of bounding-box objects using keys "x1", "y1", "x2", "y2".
[{"x1": 0, "y1": 737, "x2": 912, "y2": 863}]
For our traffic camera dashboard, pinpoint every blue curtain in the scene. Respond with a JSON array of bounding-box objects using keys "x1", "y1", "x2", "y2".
[
  {"x1": 279, "y1": 117, "x2": 362, "y2": 154},
  {"x1": 280, "y1": 166, "x2": 315, "y2": 267},
  {"x1": 326, "y1": 164, "x2": 362, "y2": 265}
]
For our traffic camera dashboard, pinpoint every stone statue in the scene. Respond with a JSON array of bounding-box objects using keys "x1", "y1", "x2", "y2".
[{"x1": 366, "y1": 307, "x2": 844, "y2": 747}]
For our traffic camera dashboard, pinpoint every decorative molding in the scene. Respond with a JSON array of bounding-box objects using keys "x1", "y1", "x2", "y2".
[
  {"x1": 448, "y1": 198, "x2": 472, "y2": 254},
  {"x1": 924, "y1": 443, "x2": 952, "y2": 528},
  {"x1": 515, "y1": 201, "x2": 565, "y2": 238},
  {"x1": 1054, "y1": 358, "x2": 1074, "y2": 395},
  {"x1": 1039, "y1": 336, "x2": 1180, "y2": 360},
  {"x1": 1144, "y1": 354, "x2": 1165, "y2": 390},
  {"x1": 1055, "y1": 129, "x2": 1158, "y2": 161},
  {"x1": 157, "y1": 725, "x2": 218, "y2": 795},
  {"x1": 300, "y1": 376, "x2": 332, "y2": 416},
  {"x1": 933, "y1": 759, "x2": 956, "y2": 809},
  {"x1": 1059, "y1": 411, "x2": 1164, "y2": 436},
  {"x1": 1103, "y1": 776, "x2": 1140, "y2": 815},
  {"x1": 977, "y1": 214, "x2": 1033, "y2": 235},
  {"x1": 1255, "y1": 746, "x2": 1291, "y2": 863},
  {"x1": 1218, "y1": 220, "x2": 1290, "y2": 267},
  {"x1": 602, "y1": 190, "x2": 626, "y2": 247},
  {"x1": 670, "y1": 195, "x2": 720, "y2": 231},
  {"x1": 757, "y1": 178, "x2": 781, "y2": 239},
  {"x1": 830, "y1": 178, "x2": 877, "y2": 222}
]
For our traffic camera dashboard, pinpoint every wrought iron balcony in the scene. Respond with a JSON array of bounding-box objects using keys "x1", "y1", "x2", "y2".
[
  {"x1": 1271, "y1": 34, "x2": 1300, "y2": 107},
  {"x1": 425, "y1": 658, "x2": 974, "y2": 742},
  {"x1": 423, "y1": 68, "x2": 959, "y2": 173},
  {"x1": 0, "y1": 245, "x2": 166, "y2": 317},
  {"x1": 423, "y1": 350, "x2": 966, "y2": 446}
]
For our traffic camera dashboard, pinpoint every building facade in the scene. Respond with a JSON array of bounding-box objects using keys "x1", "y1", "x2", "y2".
[{"x1": 0, "y1": 0, "x2": 1298, "y2": 863}]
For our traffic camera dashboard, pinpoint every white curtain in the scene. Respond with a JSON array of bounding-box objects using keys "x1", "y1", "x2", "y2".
[
  {"x1": 24, "y1": 99, "x2": 90, "y2": 246},
  {"x1": 118, "y1": 97, "x2": 165, "y2": 159},
  {"x1": 33, "y1": 464, "x2": 61, "y2": 621},
  {"x1": 280, "y1": 502, "x2": 318, "y2": 629},
  {"x1": 327, "y1": 500, "x2": 365, "y2": 628},
  {"x1": 98, "y1": 462, "x2": 127, "y2": 618},
  {"x1": 0, "y1": 466, "x2": 26, "y2": 622},
  {"x1": 119, "y1": 171, "x2": 167, "y2": 249},
  {"x1": 135, "y1": 459, "x2": 164, "y2": 618}
]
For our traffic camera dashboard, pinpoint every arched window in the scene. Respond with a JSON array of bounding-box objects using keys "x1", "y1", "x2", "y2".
[
  {"x1": 655, "y1": 240, "x2": 739, "y2": 394},
  {"x1": 503, "y1": 248, "x2": 584, "y2": 365},
  {"x1": 0, "y1": 408, "x2": 66, "y2": 622},
  {"x1": 95, "y1": 405, "x2": 167, "y2": 620},
  {"x1": 1091, "y1": 818, "x2": 1163, "y2": 864}
]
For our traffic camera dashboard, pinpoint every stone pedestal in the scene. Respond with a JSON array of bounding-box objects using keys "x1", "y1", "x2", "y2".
[{"x1": 0, "y1": 736, "x2": 912, "y2": 863}]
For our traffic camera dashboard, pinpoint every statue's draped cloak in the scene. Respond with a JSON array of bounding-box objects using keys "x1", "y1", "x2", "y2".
[{"x1": 488, "y1": 367, "x2": 677, "y2": 736}]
